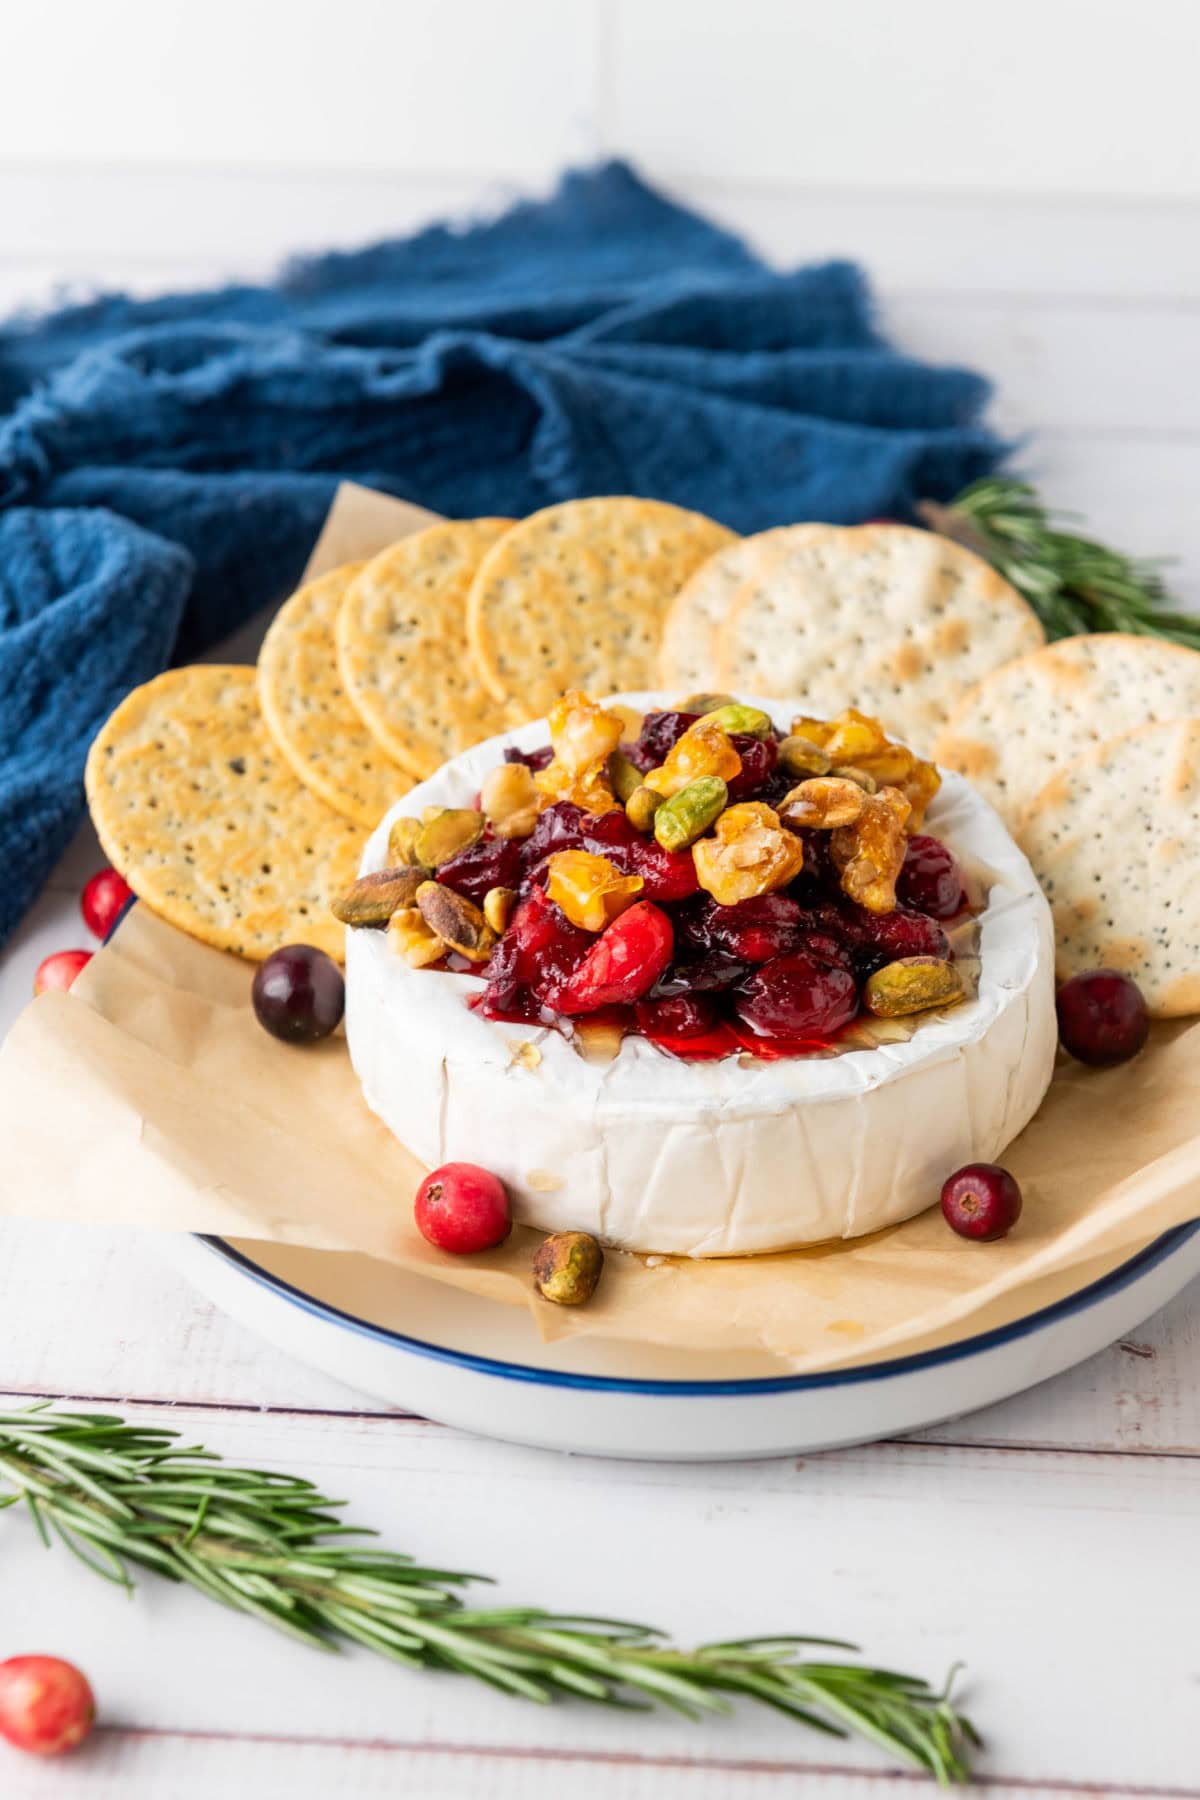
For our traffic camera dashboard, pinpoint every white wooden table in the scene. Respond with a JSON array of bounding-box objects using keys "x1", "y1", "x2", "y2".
[{"x1": 2, "y1": 178, "x2": 1199, "y2": 1796}]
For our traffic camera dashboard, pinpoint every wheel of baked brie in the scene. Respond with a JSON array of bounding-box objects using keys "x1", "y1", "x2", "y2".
[{"x1": 345, "y1": 694, "x2": 1056, "y2": 1257}]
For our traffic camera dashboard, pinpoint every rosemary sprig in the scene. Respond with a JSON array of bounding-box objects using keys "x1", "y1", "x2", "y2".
[
  {"x1": 919, "y1": 477, "x2": 1200, "y2": 650},
  {"x1": 0, "y1": 1404, "x2": 978, "y2": 1782}
]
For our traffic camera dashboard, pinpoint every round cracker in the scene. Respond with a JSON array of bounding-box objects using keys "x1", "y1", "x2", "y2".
[
  {"x1": 466, "y1": 497, "x2": 736, "y2": 718},
  {"x1": 714, "y1": 524, "x2": 1045, "y2": 753},
  {"x1": 658, "y1": 526, "x2": 820, "y2": 691},
  {"x1": 258, "y1": 563, "x2": 415, "y2": 828},
  {"x1": 336, "y1": 519, "x2": 513, "y2": 780},
  {"x1": 85, "y1": 665, "x2": 365, "y2": 963},
  {"x1": 935, "y1": 633, "x2": 1200, "y2": 826},
  {"x1": 1017, "y1": 718, "x2": 1200, "y2": 1017}
]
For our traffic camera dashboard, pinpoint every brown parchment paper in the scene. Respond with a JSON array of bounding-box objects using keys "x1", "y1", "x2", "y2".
[{"x1": 1, "y1": 483, "x2": 1197, "y2": 1375}]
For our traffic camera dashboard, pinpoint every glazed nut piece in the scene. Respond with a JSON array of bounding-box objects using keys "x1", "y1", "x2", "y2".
[
  {"x1": 654, "y1": 775, "x2": 729, "y2": 852},
  {"x1": 695, "y1": 702, "x2": 773, "y2": 739},
  {"x1": 692, "y1": 801, "x2": 807, "y2": 905},
  {"x1": 777, "y1": 733, "x2": 832, "y2": 779},
  {"x1": 546, "y1": 850, "x2": 644, "y2": 932},
  {"x1": 415, "y1": 881, "x2": 497, "y2": 962},
  {"x1": 830, "y1": 764, "x2": 878, "y2": 794},
  {"x1": 387, "y1": 906, "x2": 444, "y2": 968},
  {"x1": 532, "y1": 1230, "x2": 605, "y2": 1306},
  {"x1": 625, "y1": 784, "x2": 664, "y2": 835},
  {"x1": 387, "y1": 815, "x2": 429, "y2": 870},
  {"x1": 790, "y1": 708, "x2": 941, "y2": 830},
  {"x1": 864, "y1": 956, "x2": 965, "y2": 1017},
  {"x1": 645, "y1": 719, "x2": 742, "y2": 798},
  {"x1": 534, "y1": 689, "x2": 625, "y2": 815},
  {"x1": 480, "y1": 762, "x2": 542, "y2": 839},
  {"x1": 778, "y1": 777, "x2": 867, "y2": 831},
  {"x1": 483, "y1": 885, "x2": 516, "y2": 935},
  {"x1": 332, "y1": 866, "x2": 424, "y2": 928},
  {"x1": 607, "y1": 748, "x2": 644, "y2": 805},
  {"x1": 415, "y1": 807, "x2": 485, "y2": 869},
  {"x1": 831, "y1": 786, "x2": 912, "y2": 914}
]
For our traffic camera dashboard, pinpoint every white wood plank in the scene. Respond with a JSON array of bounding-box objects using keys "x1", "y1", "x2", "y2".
[{"x1": 0, "y1": 1402, "x2": 1195, "y2": 1787}]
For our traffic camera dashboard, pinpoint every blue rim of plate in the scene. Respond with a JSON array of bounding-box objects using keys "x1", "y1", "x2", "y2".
[
  {"x1": 193, "y1": 1222, "x2": 1200, "y2": 1396},
  {"x1": 104, "y1": 899, "x2": 1196, "y2": 1396}
]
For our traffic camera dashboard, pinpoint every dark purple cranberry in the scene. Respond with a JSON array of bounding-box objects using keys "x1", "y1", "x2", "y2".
[
  {"x1": 941, "y1": 1163, "x2": 1022, "y2": 1241},
  {"x1": 504, "y1": 744, "x2": 554, "y2": 772},
  {"x1": 897, "y1": 835, "x2": 966, "y2": 920},
  {"x1": 734, "y1": 950, "x2": 858, "y2": 1040},
  {"x1": 705, "y1": 894, "x2": 802, "y2": 963},
  {"x1": 519, "y1": 802, "x2": 586, "y2": 872},
  {"x1": 792, "y1": 827, "x2": 839, "y2": 892},
  {"x1": 582, "y1": 810, "x2": 700, "y2": 902},
  {"x1": 651, "y1": 951, "x2": 749, "y2": 998},
  {"x1": 803, "y1": 927, "x2": 856, "y2": 974},
  {"x1": 630, "y1": 710, "x2": 699, "y2": 772},
  {"x1": 252, "y1": 944, "x2": 345, "y2": 1044},
  {"x1": 436, "y1": 835, "x2": 522, "y2": 907},
  {"x1": 635, "y1": 993, "x2": 718, "y2": 1039},
  {"x1": 726, "y1": 733, "x2": 779, "y2": 799},
  {"x1": 480, "y1": 932, "x2": 522, "y2": 1012},
  {"x1": 1056, "y1": 970, "x2": 1149, "y2": 1066},
  {"x1": 810, "y1": 897, "x2": 949, "y2": 976}
]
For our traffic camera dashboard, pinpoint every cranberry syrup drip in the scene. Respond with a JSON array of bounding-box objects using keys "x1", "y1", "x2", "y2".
[{"x1": 447, "y1": 722, "x2": 974, "y2": 1064}]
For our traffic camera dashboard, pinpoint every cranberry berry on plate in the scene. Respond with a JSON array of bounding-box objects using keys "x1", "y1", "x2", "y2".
[
  {"x1": 1055, "y1": 969, "x2": 1149, "y2": 1067},
  {"x1": 415, "y1": 1162, "x2": 512, "y2": 1254},
  {"x1": 0, "y1": 1655, "x2": 95, "y2": 1758},
  {"x1": 941, "y1": 1163, "x2": 1023, "y2": 1241},
  {"x1": 33, "y1": 949, "x2": 93, "y2": 996},
  {"x1": 252, "y1": 945, "x2": 345, "y2": 1043}
]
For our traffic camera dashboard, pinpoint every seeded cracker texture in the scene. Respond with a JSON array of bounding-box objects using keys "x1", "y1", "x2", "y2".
[
  {"x1": 1018, "y1": 718, "x2": 1200, "y2": 1017},
  {"x1": 657, "y1": 525, "x2": 825, "y2": 691},
  {"x1": 465, "y1": 498, "x2": 736, "y2": 719},
  {"x1": 257, "y1": 563, "x2": 415, "y2": 829},
  {"x1": 935, "y1": 633, "x2": 1200, "y2": 827},
  {"x1": 715, "y1": 524, "x2": 1045, "y2": 754},
  {"x1": 336, "y1": 520, "x2": 515, "y2": 779},
  {"x1": 85, "y1": 666, "x2": 366, "y2": 962}
]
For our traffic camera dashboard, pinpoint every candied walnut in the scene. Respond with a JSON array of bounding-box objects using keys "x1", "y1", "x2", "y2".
[
  {"x1": 534, "y1": 689, "x2": 624, "y2": 815},
  {"x1": 864, "y1": 956, "x2": 965, "y2": 1017},
  {"x1": 815, "y1": 708, "x2": 941, "y2": 830},
  {"x1": 831, "y1": 786, "x2": 912, "y2": 914},
  {"x1": 645, "y1": 719, "x2": 742, "y2": 798},
  {"x1": 415, "y1": 880, "x2": 497, "y2": 961},
  {"x1": 692, "y1": 801, "x2": 807, "y2": 905},
  {"x1": 791, "y1": 714, "x2": 834, "y2": 746},
  {"x1": 481, "y1": 762, "x2": 543, "y2": 840},
  {"x1": 822, "y1": 708, "x2": 892, "y2": 766},
  {"x1": 387, "y1": 906, "x2": 444, "y2": 968},
  {"x1": 546, "y1": 849, "x2": 644, "y2": 932},
  {"x1": 899, "y1": 756, "x2": 941, "y2": 832},
  {"x1": 778, "y1": 777, "x2": 867, "y2": 831}
]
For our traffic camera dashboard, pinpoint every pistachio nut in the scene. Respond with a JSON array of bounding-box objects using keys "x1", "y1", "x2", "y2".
[
  {"x1": 607, "y1": 747, "x2": 644, "y2": 804},
  {"x1": 625, "y1": 784, "x2": 664, "y2": 835},
  {"x1": 415, "y1": 807, "x2": 485, "y2": 870},
  {"x1": 831, "y1": 764, "x2": 878, "y2": 794},
  {"x1": 331, "y1": 866, "x2": 423, "y2": 928},
  {"x1": 653, "y1": 775, "x2": 728, "y2": 852},
  {"x1": 864, "y1": 956, "x2": 965, "y2": 1018},
  {"x1": 532, "y1": 1230, "x2": 605, "y2": 1306},
  {"x1": 415, "y1": 881, "x2": 497, "y2": 962},
  {"x1": 696, "y1": 702, "x2": 773, "y2": 739},
  {"x1": 676, "y1": 692, "x2": 739, "y2": 716},
  {"x1": 777, "y1": 733, "x2": 832, "y2": 779},
  {"x1": 387, "y1": 815, "x2": 429, "y2": 870}
]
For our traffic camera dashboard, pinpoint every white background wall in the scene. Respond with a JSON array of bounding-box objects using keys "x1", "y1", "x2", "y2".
[{"x1": 4, "y1": 0, "x2": 1200, "y2": 595}]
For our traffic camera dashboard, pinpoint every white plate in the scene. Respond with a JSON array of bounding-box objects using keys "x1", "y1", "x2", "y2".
[{"x1": 164, "y1": 1224, "x2": 1200, "y2": 1460}]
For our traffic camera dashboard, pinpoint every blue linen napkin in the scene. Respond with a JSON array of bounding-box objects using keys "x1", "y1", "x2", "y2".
[{"x1": 0, "y1": 161, "x2": 1004, "y2": 946}]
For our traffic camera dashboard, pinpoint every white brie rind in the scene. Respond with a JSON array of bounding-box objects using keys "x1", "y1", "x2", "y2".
[{"x1": 345, "y1": 695, "x2": 1057, "y2": 1257}]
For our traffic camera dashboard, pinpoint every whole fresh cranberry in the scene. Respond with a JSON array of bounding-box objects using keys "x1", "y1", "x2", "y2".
[
  {"x1": 504, "y1": 744, "x2": 554, "y2": 772},
  {"x1": 726, "y1": 732, "x2": 778, "y2": 799},
  {"x1": 251, "y1": 945, "x2": 345, "y2": 1043},
  {"x1": 555, "y1": 901, "x2": 675, "y2": 1014},
  {"x1": 0, "y1": 1656, "x2": 95, "y2": 1757},
  {"x1": 436, "y1": 835, "x2": 522, "y2": 907},
  {"x1": 414, "y1": 1162, "x2": 512, "y2": 1253},
  {"x1": 635, "y1": 993, "x2": 718, "y2": 1038},
  {"x1": 583, "y1": 810, "x2": 699, "y2": 902},
  {"x1": 734, "y1": 950, "x2": 859, "y2": 1040},
  {"x1": 941, "y1": 1163, "x2": 1023, "y2": 1241},
  {"x1": 897, "y1": 836, "x2": 966, "y2": 919},
  {"x1": 630, "y1": 710, "x2": 699, "y2": 773},
  {"x1": 80, "y1": 867, "x2": 133, "y2": 940},
  {"x1": 484, "y1": 887, "x2": 590, "y2": 1012},
  {"x1": 1056, "y1": 969, "x2": 1149, "y2": 1066},
  {"x1": 705, "y1": 894, "x2": 802, "y2": 963},
  {"x1": 33, "y1": 949, "x2": 93, "y2": 997}
]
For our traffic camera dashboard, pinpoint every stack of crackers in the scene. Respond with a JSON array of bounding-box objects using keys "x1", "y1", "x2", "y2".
[{"x1": 83, "y1": 499, "x2": 1200, "y2": 1019}]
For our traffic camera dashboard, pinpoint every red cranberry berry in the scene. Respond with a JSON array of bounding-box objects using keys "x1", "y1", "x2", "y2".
[
  {"x1": 504, "y1": 743, "x2": 554, "y2": 772},
  {"x1": 0, "y1": 1656, "x2": 95, "y2": 1757},
  {"x1": 630, "y1": 710, "x2": 700, "y2": 772},
  {"x1": 436, "y1": 835, "x2": 522, "y2": 906},
  {"x1": 651, "y1": 950, "x2": 749, "y2": 997},
  {"x1": 252, "y1": 944, "x2": 345, "y2": 1043},
  {"x1": 33, "y1": 949, "x2": 93, "y2": 997},
  {"x1": 80, "y1": 867, "x2": 134, "y2": 940},
  {"x1": 635, "y1": 993, "x2": 718, "y2": 1038},
  {"x1": 415, "y1": 1162, "x2": 512, "y2": 1254},
  {"x1": 941, "y1": 1163, "x2": 1023, "y2": 1241},
  {"x1": 726, "y1": 732, "x2": 778, "y2": 799},
  {"x1": 822, "y1": 899, "x2": 949, "y2": 976},
  {"x1": 1056, "y1": 969, "x2": 1149, "y2": 1067},
  {"x1": 520, "y1": 802, "x2": 586, "y2": 874},
  {"x1": 555, "y1": 901, "x2": 675, "y2": 1014},
  {"x1": 735, "y1": 949, "x2": 859, "y2": 1040},
  {"x1": 897, "y1": 836, "x2": 966, "y2": 920},
  {"x1": 705, "y1": 894, "x2": 802, "y2": 963},
  {"x1": 582, "y1": 810, "x2": 699, "y2": 902}
]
